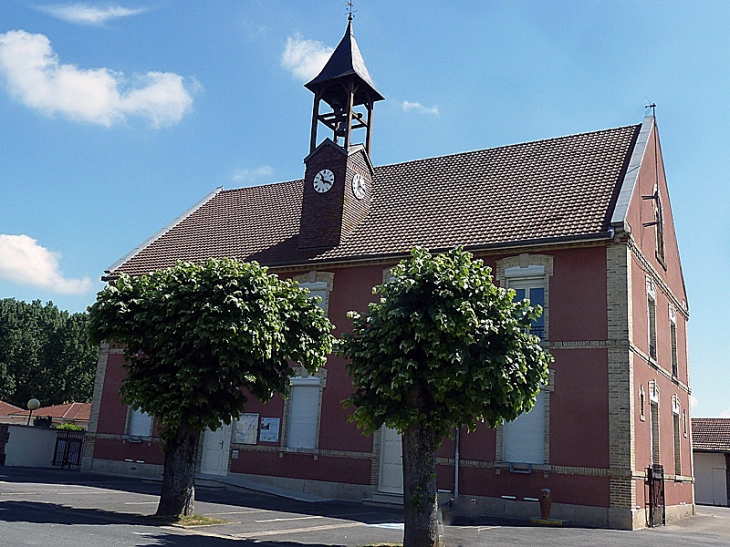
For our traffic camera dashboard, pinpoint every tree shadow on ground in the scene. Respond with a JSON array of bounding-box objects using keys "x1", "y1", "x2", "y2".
[
  {"x1": 0, "y1": 466, "x2": 402, "y2": 525},
  {"x1": 0, "y1": 500, "x2": 348, "y2": 547},
  {"x1": 0, "y1": 466, "x2": 161, "y2": 496},
  {"x1": 0, "y1": 499, "x2": 155, "y2": 526},
  {"x1": 136, "y1": 533, "x2": 345, "y2": 547}
]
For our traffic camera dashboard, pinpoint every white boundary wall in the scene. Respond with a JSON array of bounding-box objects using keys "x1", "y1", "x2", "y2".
[{"x1": 4, "y1": 425, "x2": 58, "y2": 468}]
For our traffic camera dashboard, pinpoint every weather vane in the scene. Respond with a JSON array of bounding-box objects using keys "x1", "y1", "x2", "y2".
[
  {"x1": 645, "y1": 102, "x2": 657, "y2": 118},
  {"x1": 346, "y1": 2, "x2": 356, "y2": 21}
]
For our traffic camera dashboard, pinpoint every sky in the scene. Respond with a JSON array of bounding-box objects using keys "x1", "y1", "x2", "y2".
[{"x1": 0, "y1": 1, "x2": 727, "y2": 418}]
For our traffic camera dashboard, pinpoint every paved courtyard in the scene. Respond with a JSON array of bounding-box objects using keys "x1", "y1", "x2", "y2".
[{"x1": 1, "y1": 467, "x2": 729, "y2": 546}]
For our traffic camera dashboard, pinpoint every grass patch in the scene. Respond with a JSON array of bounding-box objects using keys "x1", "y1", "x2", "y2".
[{"x1": 146, "y1": 514, "x2": 228, "y2": 527}]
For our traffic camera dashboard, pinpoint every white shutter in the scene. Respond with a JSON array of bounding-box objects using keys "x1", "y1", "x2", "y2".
[
  {"x1": 128, "y1": 408, "x2": 153, "y2": 437},
  {"x1": 287, "y1": 380, "x2": 320, "y2": 449},
  {"x1": 502, "y1": 390, "x2": 545, "y2": 464}
]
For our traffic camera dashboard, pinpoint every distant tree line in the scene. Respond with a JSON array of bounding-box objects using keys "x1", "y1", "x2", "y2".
[{"x1": 0, "y1": 298, "x2": 97, "y2": 408}]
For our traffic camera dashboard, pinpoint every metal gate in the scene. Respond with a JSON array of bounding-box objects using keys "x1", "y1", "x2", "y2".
[
  {"x1": 52, "y1": 431, "x2": 85, "y2": 469},
  {"x1": 646, "y1": 464, "x2": 665, "y2": 527}
]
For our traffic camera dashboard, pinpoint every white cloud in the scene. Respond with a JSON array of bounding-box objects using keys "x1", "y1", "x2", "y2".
[
  {"x1": 232, "y1": 166, "x2": 274, "y2": 184},
  {"x1": 691, "y1": 395, "x2": 699, "y2": 407},
  {"x1": 0, "y1": 235, "x2": 92, "y2": 295},
  {"x1": 0, "y1": 30, "x2": 195, "y2": 127},
  {"x1": 281, "y1": 34, "x2": 333, "y2": 81},
  {"x1": 39, "y1": 4, "x2": 147, "y2": 25},
  {"x1": 718, "y1": 408, "x2": 730, "y2": 418},
  {"x1": 402, "y1": 100, "x2": 440, "y2": 116}
]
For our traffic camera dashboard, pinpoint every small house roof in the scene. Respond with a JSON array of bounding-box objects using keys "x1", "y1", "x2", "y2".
[
  {"x1": 11, "y1": 402, "x2": 91, "y2": 422},
  {"x1": 0, "y1": 400, "x2": 23, "y2": 416},
  {"x1": 692, "y1": 418, "x2": 730, "y2": 452}
]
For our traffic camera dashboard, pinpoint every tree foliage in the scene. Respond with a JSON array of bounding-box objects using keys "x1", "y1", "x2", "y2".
[
  {"x1": 87, "y1": 258, "x2": 335, "y2": 516},
  {"x1": 88, "y1": 258, "x2": 335, "y2": 439},
  {"x1": 341, "y1": 247, "x2": 553, "y2": 547},
  {"x1": 343, "y1": 247, "x2": 552, "y2": 439},
  {"x1": 0, "y1": 298, "x2": 97, "y2": 407}
]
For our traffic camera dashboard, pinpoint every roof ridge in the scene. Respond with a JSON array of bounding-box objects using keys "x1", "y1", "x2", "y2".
[
  {"x1": 223, "y1": 178, "x2": 303, "y2": 193},
  {"x1": 376, "y1": 123, "x2": 642, "y2": 171}
]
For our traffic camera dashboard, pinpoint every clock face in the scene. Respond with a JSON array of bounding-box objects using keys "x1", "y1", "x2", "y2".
[
  {"x1": 313, "y1": 169, "x2": 335, "y2": 193},
  {"x1": 352, "y1": 173, "x2": 366, "y2": 200}
]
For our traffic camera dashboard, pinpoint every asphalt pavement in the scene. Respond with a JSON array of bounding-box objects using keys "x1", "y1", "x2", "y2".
[{"x1": 1, "y1": 466, "x2": 730, "y2": 547}]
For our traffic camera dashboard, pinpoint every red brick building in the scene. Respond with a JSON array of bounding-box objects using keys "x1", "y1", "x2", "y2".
[{"x1": 84, "y1": 22, "x2": 692, "y2": 529}]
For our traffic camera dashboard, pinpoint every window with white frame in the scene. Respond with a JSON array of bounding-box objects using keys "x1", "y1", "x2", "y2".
[
  {"x1": 672, "y1": 395, "x2": 681, "y2": 475},
  {"x1": 669, "y1": 305, "x2": 678, "y2": 378},
  {"x1": 639, "y1": 385, "x2": 646, "y2": 422},
  {"x1": 127, "y1": 408, "x2": 153, "y2": 437},
  {"x1": 647, "y1": 279, "x2": 657, "y2": 361},
  {"x1": 284, "y1": 272, "x2": 333, "y2": 450},
  {"x1": 287, "y1": 375, "x2": 322, "y2": 449},
  {"x1": 498, "y1": 258, "x2": 552, "y2": 342},
  {"x1": 649, "y1": 381, "x2": 660, "y2": 465},
  {"x1": 511, "y1": 281, "x2": 545, "y2": 340},
  {"x1": 495, "y1": 255, "x2": 554, "y2": 467}
]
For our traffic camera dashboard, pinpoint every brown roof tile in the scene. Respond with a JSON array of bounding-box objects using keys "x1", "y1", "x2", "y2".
[
  {"x1": 12, "y1": 402, "x2": 91, "y2": 421},
  {"x1": 0, "y1": 400, "x2": 23, "y2": 415},
  {"x1": 109, "y1": 124, "x2": 640, "y2": 276},
  {"x1": 693, "y1": 418, "x2": 730, "y2": 452}
]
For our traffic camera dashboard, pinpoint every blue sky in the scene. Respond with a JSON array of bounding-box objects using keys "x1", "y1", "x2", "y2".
[{"x1": 0, "y1": 1, "x2": 727, "y2": 418}]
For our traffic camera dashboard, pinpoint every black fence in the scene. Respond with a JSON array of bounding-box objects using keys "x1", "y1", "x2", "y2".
[{"x1": 52, "y1": 430, "x2": 85, "y2": 469}]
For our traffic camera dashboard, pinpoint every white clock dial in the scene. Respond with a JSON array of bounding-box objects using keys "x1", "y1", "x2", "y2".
[
  {"x1": 352, "y1": 173, "x2": 366, "y2": 200},
  {"x1": 313, "y1": 169, "x2": 335, "y2": 193}
]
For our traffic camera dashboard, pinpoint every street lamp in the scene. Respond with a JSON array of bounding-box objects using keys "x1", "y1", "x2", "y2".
[{"x1": 26, "y1": 398, "x2": 40, "y2": 426}]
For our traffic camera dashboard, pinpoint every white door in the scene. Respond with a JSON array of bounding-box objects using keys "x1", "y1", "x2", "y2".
[
  {"x1": 201, "y1": 422, "x2": 232, "y2": 476},
  {"x1": 712, "y1": 467, "x2": 728, "y2": 506},
  {"x1": 379, "y1": 426, "x2": 403, "y2": 494}
]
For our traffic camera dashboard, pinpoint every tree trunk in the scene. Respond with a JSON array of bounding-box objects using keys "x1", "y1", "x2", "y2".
[
  {"x1": 402, "y1": 424, "x2": 440, "y2": 547},
  {"x1": 156, "y1": 423, "x2": 200, "y2": 517}
]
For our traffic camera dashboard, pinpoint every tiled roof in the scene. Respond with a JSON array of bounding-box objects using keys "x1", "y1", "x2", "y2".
[
  {"x1": 0, "y1": 400, "x2": 23, "y2": 416},
  {"x1": 693, "y1": 418, "x2": 730, "y2": 452},
  {"x1": 12, "y1": 402, "x2": 91, "y2": 422},
  {"x1": 109, "y1": 124, "x2": 640, "y2": 277}
]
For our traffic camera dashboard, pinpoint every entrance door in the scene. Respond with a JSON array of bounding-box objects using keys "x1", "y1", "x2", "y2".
[
  {"x1": 201, "y1": 422, "x2": 232, "y2": 476},
  {"x1": 712, "y1": 468, "x2": 728, "y2": 506},
  {"x1": 379, "y1": 426, "x2": 403, "y2": 494}
]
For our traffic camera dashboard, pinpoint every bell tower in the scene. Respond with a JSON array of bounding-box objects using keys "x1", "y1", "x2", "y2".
[{"x1": 298, "y1": 18, "x2": 384, "y2": 250}]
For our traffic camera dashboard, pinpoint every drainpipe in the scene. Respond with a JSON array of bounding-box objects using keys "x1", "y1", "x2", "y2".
[{"x1": 454, "y1": 427, "x2": 460, "y2": 498}]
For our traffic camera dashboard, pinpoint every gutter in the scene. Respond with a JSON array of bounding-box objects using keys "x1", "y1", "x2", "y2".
[{"x1": 265, "y1": 230, "x2": 618, "y2": 272}]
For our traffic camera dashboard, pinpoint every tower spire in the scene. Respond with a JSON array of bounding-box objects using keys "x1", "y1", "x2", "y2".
[{"x1": 305, "y1": 20, "x2": 383, "y2": 155}]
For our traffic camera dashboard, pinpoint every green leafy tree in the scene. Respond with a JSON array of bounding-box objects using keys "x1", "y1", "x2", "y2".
[
  {"x1": 342, "y1": 247, "x2": 552, "y2": 547},
  {"x1": 87, "y1": 258, "x2": 334, "y2": 517},
  {"x1": 0, "y1": 299, "x2": 96, "y2": 406}
]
